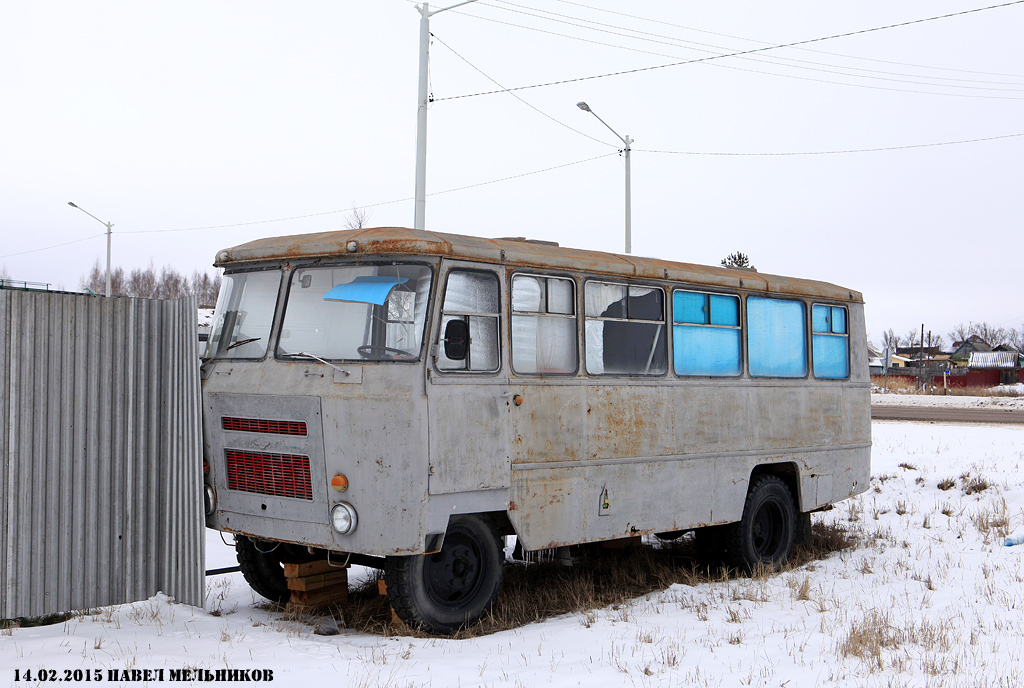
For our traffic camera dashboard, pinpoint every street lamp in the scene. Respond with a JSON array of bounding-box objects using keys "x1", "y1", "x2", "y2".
[
  {"x1": 413, "y1": 0, "x2": 480, "y2": 231},
  {"x1": 68, "y1": 201, "x2": 113, "y2": 297},
  {"x1": 577, "y1": 101, "x2": 633, "y2": 254}
]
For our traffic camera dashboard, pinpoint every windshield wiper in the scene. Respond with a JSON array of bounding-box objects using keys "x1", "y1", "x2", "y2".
[
  {"x1": 281, "y1": 351, "x2": 352, "y2": 375},
  {"x1": 224, "y1": 336, "x2": 261, "y2": 351}
]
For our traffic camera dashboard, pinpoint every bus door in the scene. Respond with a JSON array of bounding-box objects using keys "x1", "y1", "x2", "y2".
[{"x1": 426, "y1": 261, "x2": 512, "y2": 495}]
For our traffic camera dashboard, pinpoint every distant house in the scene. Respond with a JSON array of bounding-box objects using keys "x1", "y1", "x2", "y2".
[
  {"x1": 949, "y1": 336, "x2": 992, "y2": 366},
  {"x1": 894, "y1": 345, "x2": 952, "y2": 370},
  {"x1": 868, "y1": 350, "x2": 911, "y2": 374},
  {"x1": 968, "y1": 350, "x2": 1023, "y2": 385}
]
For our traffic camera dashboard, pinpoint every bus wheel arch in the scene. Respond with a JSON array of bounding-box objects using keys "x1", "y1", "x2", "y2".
[
  {"x1": 722, "y1": 473, "x2": 797, "y2": 572},
  {"x1": 384, "y1": 514, "x2": 504, "y2": 634}
]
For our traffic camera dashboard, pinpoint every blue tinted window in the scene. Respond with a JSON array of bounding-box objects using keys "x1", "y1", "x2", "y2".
[
  {"x1": 813, "y1": 334, "x2": 849, "y2": 378},
  {"x1": 674, "y1": 326, "x2": 742, "y2": 376},
  {"x1": 812, "y1": 304, "x2": 830, "y2": 333},
  {"x1": 674, "y1": 290, "x2": 706, "y2": 324},
  {"x1": 747, "y1": 297, "x2": 807, "y2": 378},
  {"x1": 672, "y1": 290, "x2": 741, "y2": 377},
  {"x1": 832, "y1": 307, "x2": 847, "y2": 334},
  {"x1": 812, "y1": 304, "x2": 849, "y2": 378},
  {"x1": 812, "y1": 304, "x2": 847, "y2": 335},
  {"x1": 709, "y1": 294, "x2": 739, "y2": 326}
]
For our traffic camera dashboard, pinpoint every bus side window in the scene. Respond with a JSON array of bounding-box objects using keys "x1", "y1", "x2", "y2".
[
  {"x1": 747, "y1": 297, "x2": 807, "y2": 378},
  {"x1": 436, "y1": 270, "x2": 500, "y2": 372},
  {"x1": 672, "y1": 290, "x2": 742, "y2": 376},
  {"x1": 511, "y1": 274, "x2": 577, "y2": 374},
  {"x1": 584, "y1": 281, "x2": 667, "y2": 376},
  {"x1": 812, "y1": 304, "x2": 849, "y2": 379}
]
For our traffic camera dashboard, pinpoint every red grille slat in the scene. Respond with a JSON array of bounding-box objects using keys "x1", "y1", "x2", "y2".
[
  {"x1": 225, "y1": 449, "x2": 313, "y2": 500},
  {"x1": 222, "y1": 417, "x2": 307, "y2": 436}
]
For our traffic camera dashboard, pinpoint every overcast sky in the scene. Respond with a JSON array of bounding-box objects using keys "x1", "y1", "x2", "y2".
[{"x1": 3, "y1": 1, "x2": 1022, "y2": 345}]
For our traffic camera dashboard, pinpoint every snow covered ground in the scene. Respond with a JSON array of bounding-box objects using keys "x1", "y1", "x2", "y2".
[
  {"x1": 5, "y1": 420, "x2": 1024, "y2": 687},
  {"x1": 872, "y1": 389, "x2": 1024, "y2": 410}
]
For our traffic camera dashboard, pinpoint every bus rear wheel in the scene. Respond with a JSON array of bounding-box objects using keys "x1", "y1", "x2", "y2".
[
  {"x1": 723, "y1": 475, "x2": 796, "y2": 572},
  {"x1": 384, "y1": 515, "x2": 504, "y2": 635}
]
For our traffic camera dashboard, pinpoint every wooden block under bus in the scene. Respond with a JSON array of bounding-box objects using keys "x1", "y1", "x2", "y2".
[
  {"x1": 376, "y1": 579, "x2": 404, "y2": 627},
  {"x1": 290, "y1": 583, "x2": 349, "y2": 607},
  {"x1": 283, "y1": 559, "x2": 348, "y2": 578},
  {"x1": 286, "y1": 569, "x2": 349, "y2": 592}
]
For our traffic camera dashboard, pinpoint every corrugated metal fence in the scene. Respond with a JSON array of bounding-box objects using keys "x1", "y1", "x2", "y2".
[{"x1": 1, "y1": 291, "x2": 204, "y2": 618}]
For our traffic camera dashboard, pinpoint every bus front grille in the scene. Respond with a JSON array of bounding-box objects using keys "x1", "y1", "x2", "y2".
[
  {"x1": 222, "y1": 416, "x2": 308, "y2": 436},
  {"x1": 225, "y1": 449, "x2": 313, "y2": 500}
]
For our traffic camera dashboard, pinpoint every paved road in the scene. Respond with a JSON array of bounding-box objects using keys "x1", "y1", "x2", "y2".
[{"x1": 871, "y1": 405, "x2": 1024, "y2": 424}]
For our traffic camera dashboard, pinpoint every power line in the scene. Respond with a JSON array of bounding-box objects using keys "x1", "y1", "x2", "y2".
[
  {"x1": 429, "y1": 152, "x2": 617, "y2": 195},
  {"x1": 0, "y1": 233, "x2": 107, "y2": 260},
  {"x1": 486, "y1": 0, "x2": 1024, "y2": 90},
  {"x1": 3, "y1": 153, "x2": 619, "y2": 259},
  {"x1": 551, "y1": 0, "x2": 1024, "y2": 80},
  {"x1": 430, "y1": 33, "x2": 617, "y2": 147},
  {"x1": 435, "y1": 0, "x2": 1024, "y2": 101},
  {"x1": 445, "y1": 9, "x2": 1024, "y2": 100},
  {"x1": 635, "y1": 132, "x2": 1024, "y2": 156}
]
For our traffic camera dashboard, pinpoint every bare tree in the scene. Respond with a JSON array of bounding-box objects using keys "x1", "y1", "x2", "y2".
[
  {"x1": 80, "y1": 260, "x2": 126, "y2": 296},
  {"x1": 156, "y1": 265, "x2": 186, "y2": 300},
  {"x1": 900, "y1": 329, "x2": 920, "y2": 347},
  {"x1": 974, "y1": 323, "x2": 1008, "y2": 347},
  {"x1": 881, "y1": 328, "x2": 899, "y2": 352},
  {"x1": 947, "y1": 322, "x2": 972, "y2": 344},
  {"x1": 127, "y1": 261, "x2": 158, "y2": 298},
  {"x1": 79, "y1": 261, "x2": 220, "y2": 304},
  {"x1": 0, "y1": 265, "x2": 10, "y2": 281},
  {"x1": 947, "y1": 321, "x2": 1008, "y2": 347},
  {"x1": 1007, "y1": 326, "x2": 1024, "y2": 353},
  {"x1": 344, "y1": 205, "x2": 373, "y2": 230},
  {"x1": 188, "y1": 270, "x2": 222, "y2": 308}
]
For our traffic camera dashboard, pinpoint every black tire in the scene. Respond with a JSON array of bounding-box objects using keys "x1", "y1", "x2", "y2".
[
  {"x1": 722, "y1": 475, "x2": 797, "y2": 572},
  {"x1": 234, "y1": 536, "x2": 291, "y2": 604},
  {"x1": 384, "y1": 515, "x2": 504, "y2": 634}
]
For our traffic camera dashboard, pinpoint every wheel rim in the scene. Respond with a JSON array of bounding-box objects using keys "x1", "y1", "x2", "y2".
[
  {"x1": 751, "y1": 498, "x2": 787, "y2": 561},
  {"x1": 423, "y1": 529, "x2": 484, "y2": 610}
]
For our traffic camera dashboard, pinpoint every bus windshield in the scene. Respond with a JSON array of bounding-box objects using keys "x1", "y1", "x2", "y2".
[
  {"x1": 276, "y1": 264, "x2": 432, "y2": 362},
  {"x1": 205, "y1": 269, "x2": 282, "y2": 360}
]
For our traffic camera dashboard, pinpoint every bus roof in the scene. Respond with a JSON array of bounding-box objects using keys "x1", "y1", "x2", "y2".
[{"x1": 215, "y1": 227, "x2": 862, "y2": 303}]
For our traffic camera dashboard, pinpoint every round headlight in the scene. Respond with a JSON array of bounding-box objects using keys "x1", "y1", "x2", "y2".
[
  {"x1": 331, "y1": 502, "x2": 358, "y2": 535},
  {"x1": 204, "y1": 485, "x2": 216, "y2": 516}
]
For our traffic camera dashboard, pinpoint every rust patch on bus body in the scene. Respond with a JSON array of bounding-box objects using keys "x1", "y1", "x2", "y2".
[{"x1": 215, "y1": 227, "x2": 862, "y2": 303}]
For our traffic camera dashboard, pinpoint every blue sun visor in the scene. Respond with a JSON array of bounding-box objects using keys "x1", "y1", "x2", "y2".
[{"x1": 323, "y1": 276, "x2": 409, "y2": 306}]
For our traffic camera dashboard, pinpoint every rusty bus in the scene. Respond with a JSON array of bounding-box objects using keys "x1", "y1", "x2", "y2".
[{"x1": 201, "y1": 227, "x2": 870, "y2": 633}]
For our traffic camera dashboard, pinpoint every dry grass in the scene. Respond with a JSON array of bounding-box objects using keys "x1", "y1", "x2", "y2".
[
  {"x1": 840, "y1": 609, "x2": 954, "y2": 672},
  {"x1": 871, "y1": 375, "x2": 1022, "y2": 397},
  {"x1": 961, "y1": 473, "x2": 991, "y2": 496},
  {"x1": 871, "y1": 376, "x2": 919, "y2": 393},
  {"x1": 333, "y1": 523, "x2": 859, "y2": 638}
]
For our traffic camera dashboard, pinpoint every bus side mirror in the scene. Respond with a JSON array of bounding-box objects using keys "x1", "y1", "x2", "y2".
[{"x1": 443, "y1": 319, "x2": 469, "y2": 361}]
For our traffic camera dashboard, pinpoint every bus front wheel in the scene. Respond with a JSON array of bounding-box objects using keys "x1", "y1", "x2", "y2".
[
  {"x1": 234, "y1": 536, "x2": 290, "y2": 604},
  {"x1": 723, "y1": 475, "x2": 797, "y2": 572},
  {"x1": 384, "y1": 515, "x2": 504, "y2": 634}
]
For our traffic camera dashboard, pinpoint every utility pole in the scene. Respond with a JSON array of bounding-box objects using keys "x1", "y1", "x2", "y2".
[
  {"x1": 413, "y1": 0, "x2": 480, "y2": 231},
  {"x1": 68, "y1": 202, "x2": 113, "y2": 297},
  {"x1": 576, "y1": 102, "x2": 633, "y2": 254},
  {"x1": 920, "y1": 323, "x2": 925, "y2": 391}
]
